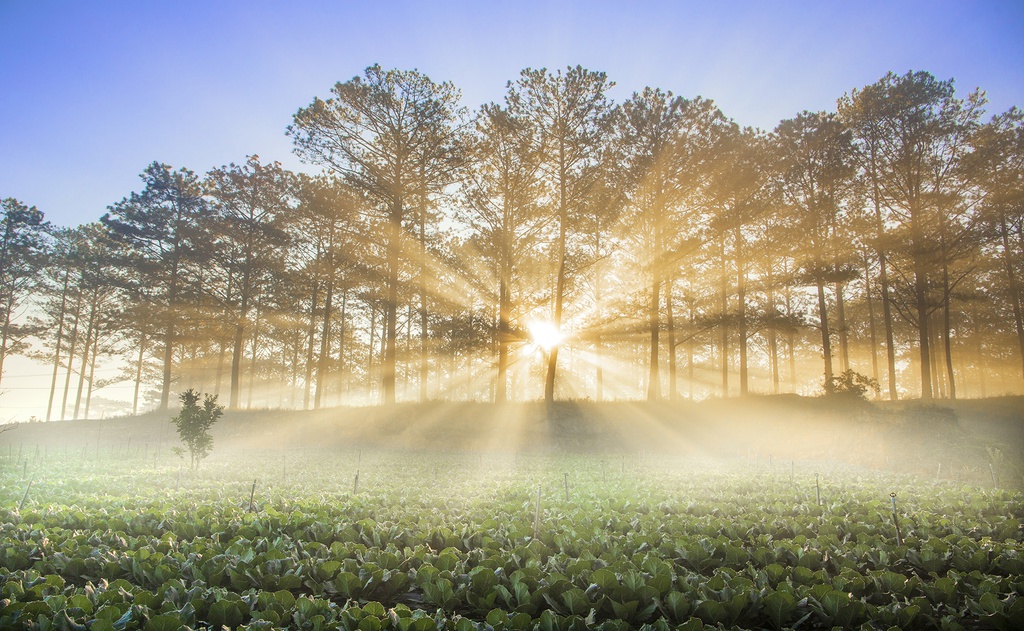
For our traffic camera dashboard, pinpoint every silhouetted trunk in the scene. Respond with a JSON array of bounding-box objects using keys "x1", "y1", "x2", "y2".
[
  {"x1": 367, "y1": 299, "x2": 377, "y2": 400},
  {"x1": 160, "y1": 248, "x2": 180, "y2": 410},
  {"x1": 545, "y1": 140, "x2": 568, "y2": 406},
  {"x1": 941, "y1": 262, "x2": 956, "y2": 399},
  {"x1": 870, "y1": 163, "x2": 898, "y2": 400},
  {"x1": 594, "y1": 231, "x2": 604, "y2": 402},
  {"x1": 816, "y1": 277, "x2": 833, "y2": 384},
  {"x1": 914, "y1": 262, "x2": 933, "y2": 401},
  {"x1": 132, "y1": 334, "x2": 147, "y2": 415},
  {"x1": 496, "y1": 276, "x2": 510, "y2": 403},
  {"x1": 337, "y1": 288, "x2": 348, "y2": 404},
  {"x1": 767, "y1": 267, "x2": 780, "y2": 395},
  {"x1": 835, "y1": 279, "x2": 849, "y2": 373},
  {"x1": 246, "y1": 301, "x2": 261, "y2": 408},
  {"x1": 315, "y1": 268, "x2": 334, "y2": 409},
  {"x1": 736, "y1": 224, "x2": 748, "y2": 396},
  {"x1": 648, "y1": 247, "x2": 661, "y2": 402},
  {"x1": 229, "y1": 268, "x2": 251, "y2": 410},
  {"x1": 687, "y1": 307, "x2": 695, "y2": 400},
  {"x1": 783, "y1": 260, "x2": 797, "y2": 393},
  {"x1": 45, "y1": 268, "x2": 71, "y2": 422},
  {"x1": 60, "y1": 294, "x2": 82, "y2": 421},
  {"x1": 999, "y1": 215, "x2": 1024, "y2": 381},
  {"x1": 383, "y1": 196, "x2": 401, "y2": 405},
  {"x1": 419, "y1": 182, "x2": 430, "y2": 403},
  {"x1": 719, "y1": 236, "x2": 729, "y2": 397},
  {"x1": 666, "y1": 279, "x2": 677, "y2": 401},
  {"x1": 73, "y1": 296, "x2": 98, "y2": 420},
  {"x1": 303, "y1": 251, "x2": 320, "y2": 410},
  {"x1": 864, "y1": 253, "x2": 880, "y2": 394},
  {"x1": 930, "y1": 311, "x2": 944, "y2": 398},
  {"x1": 84, "y1": 332, "x2": 99, "y2": 420}
]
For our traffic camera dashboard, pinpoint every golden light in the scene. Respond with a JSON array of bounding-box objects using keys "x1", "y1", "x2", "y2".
[{"x1": 527, "y1": 319, "x2": 563, "y2": 352}]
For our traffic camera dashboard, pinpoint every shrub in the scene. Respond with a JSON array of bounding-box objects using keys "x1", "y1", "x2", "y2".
[
  {"x1": 170, "y1": 389, "x2": 224, "y2": 470},
  {"x1": 823, "y1": 370, "x2": 879, "y2": 400}
]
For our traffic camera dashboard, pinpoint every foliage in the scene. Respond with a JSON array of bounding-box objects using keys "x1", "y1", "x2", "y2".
[
  {"x1": 0, "y1": 449, "x2": 1021, "y2": 630},
  {"x1": 170, "y1": 389, "x2": 223, "y2": 469},
  {"x1": 10, "y1": 66, "x2": 1024, "y2": 413},
  {"x1": 823, "y1": 369, "x2": 880, "y2": 400}
]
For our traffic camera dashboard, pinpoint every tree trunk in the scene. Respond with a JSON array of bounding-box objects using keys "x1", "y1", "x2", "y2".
[
  {"x1": 246, "y1": 301, "x2": 261, "y2": 408},
  {"x1": 160, "y1": 255, "x2": 179, "y2": 410},
  {"x1": 303, "y1": 252, "x2": 320, "y2": 410},
  {"x1": 864, "y1": 253, "x2": 880, "y2": 394},
  {"x1": 73, "y1": 299, "x2": 98, "y2": 420},
  {"x1": 816, "y1": 278, "x2": 834, "y2": 384},
  {"x1": 594, "y1": 231, "x2": 604, "y2": 402},
  {"x1": 132, "y1": 334, "x2": 147, "y2": 415},
  {"x1": 942, "y1": 262, "x2": 957, "y2": 399},
  {"x1": 0, "y1": 291, "x2": 11, "y2": 390},
  {"x1": 496, "y1": 276, "x2": 510, "y2": 403},
  {"x1": 337, "y1": 288, "x2": 348, "y2": 405},
  {"x1": 767, "y1": 268, "x2": 780, "y2": 395},
  {"x1": 315, "y1": 267, "x2": 334, "y2": 409},
  {"x1": 914, "y1": 266, "x2": 933, "y2": 400},
  {"x1": 84, "y1": 331, "x2": 99, "y2": 420},
  {"x1": 719, "y1": 236, "x2": 729, "y2": 397},
  {"x1": 383, "y1": 196, "x2": 401, "y2": 405},
  {"x1": 835, "y1": 280, "x2": 850, "y2": 373},
  {"x1": 666, "y1": 279, "x2": 678, "y2": 401},
  {"x1": 648, "y1": 252, "x2": 661, "y2": 402},
  {"x1": 871, "y1": 165, "x2": 899, "y2": 400},
  {"x1": 999, "y1": 215, "x2": 1024, "y2": 383},
  {"x1": 419, "y1": 184, "x2": 430, "y2": 403},
  {"x1": 736, "y1": 224, "x2": 748, "y2": 396},
  {"x1": 60, "y1": 295, "x2": 82, "y2": 421},
  {"x1": 545, "y1": 141, "x2": 568, "y2": 406},
  {"x1": 45, "y1": 269, "x2": 71, "y2": 422}
]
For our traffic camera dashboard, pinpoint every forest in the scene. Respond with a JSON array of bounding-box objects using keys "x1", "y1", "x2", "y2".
[{"x1": 2, "y1": 65, "x2": 1023, "y2": 419}]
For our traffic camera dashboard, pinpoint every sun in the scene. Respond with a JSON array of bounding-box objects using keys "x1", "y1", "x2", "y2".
[{"x1": 527, "y1": 319, "x2": 563, "y2": 352}]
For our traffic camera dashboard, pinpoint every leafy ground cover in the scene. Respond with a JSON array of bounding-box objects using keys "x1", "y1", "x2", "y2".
[{"x1": 1, "y1": 447, "x2": 1022, "y2": 630}]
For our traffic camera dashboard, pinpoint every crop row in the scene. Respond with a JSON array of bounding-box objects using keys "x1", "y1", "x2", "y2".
[{"x1": 1, "y1": 450, "x2": 1022, "y2": 630}]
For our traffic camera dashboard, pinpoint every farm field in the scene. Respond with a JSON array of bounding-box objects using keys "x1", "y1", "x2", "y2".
[{"x1": 1, "y1": 424, "x2": 1023, "y2": 631}]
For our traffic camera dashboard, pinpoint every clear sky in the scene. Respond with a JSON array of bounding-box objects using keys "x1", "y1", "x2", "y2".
[{"x1": 1, "y1": 0, "x2": 1022, "y2": 229}]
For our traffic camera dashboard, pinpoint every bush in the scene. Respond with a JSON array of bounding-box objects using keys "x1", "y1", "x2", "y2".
[
  {"x1": 170, "y1": 389, "x2": 224, "y2": 470},
  {"x1": 823, "y1": 370, "x2": 879, "y2": 400}
]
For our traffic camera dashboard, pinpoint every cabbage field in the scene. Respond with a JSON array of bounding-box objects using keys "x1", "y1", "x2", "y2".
[{"x1": 1, "y1": 447, "x2": 1022, "y2": 630}]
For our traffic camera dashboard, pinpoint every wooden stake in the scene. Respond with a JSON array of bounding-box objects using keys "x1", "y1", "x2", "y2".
[
  {"x1": 353, "y1": 470, "x2": 360, "y2": 495},
  {"x1": 19, "y1": 478, "x2": 33, "y2": 511},
  {"x1": 248, "y1": 479, "x2": 257, "y2": 512},
  {"x1": 815, "y1": 473, "x2": 821, "y2": 506},
  {"x1": 890, "y1": 492, "x2": 903, "y2": 546},
  {"x1": 564, "y1": 472, "x2": 570, "y2": 502}
]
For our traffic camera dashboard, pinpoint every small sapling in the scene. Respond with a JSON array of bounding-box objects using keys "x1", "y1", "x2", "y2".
[{"x1": 170, "y1": 389, "x2": 224, "y2": 471}]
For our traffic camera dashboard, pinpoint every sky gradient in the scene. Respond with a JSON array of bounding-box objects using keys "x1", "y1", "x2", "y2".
[{"x1": 2, "y1": 1, "x2": 1023, "y2": 229}]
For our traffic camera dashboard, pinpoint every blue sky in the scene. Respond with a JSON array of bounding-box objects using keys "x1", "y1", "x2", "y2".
[{"x1": 1, "y1": 0, "x2": 1023, "y2": 229}]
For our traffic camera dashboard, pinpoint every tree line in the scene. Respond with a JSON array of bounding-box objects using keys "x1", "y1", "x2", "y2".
[{"x1": 2, "y1": 65, "x2": 1022, "y2": 418}]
